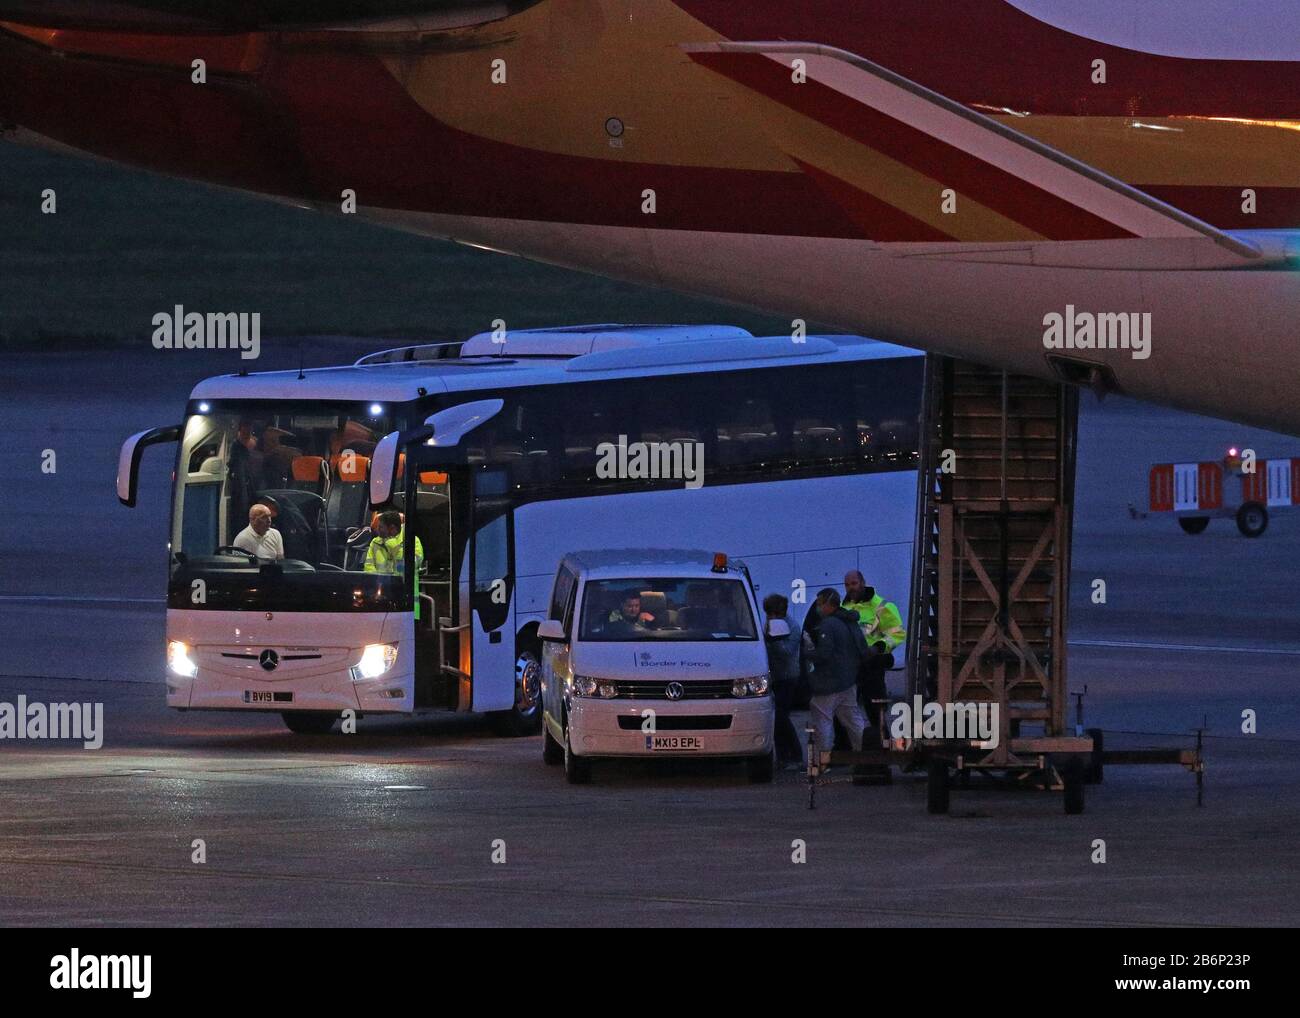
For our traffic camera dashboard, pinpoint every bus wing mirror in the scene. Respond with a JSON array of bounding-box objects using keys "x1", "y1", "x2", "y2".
[
  {"x1": 766, "y1": 619, "x2": 791, "y2": 639},
  {"x1": 424, "y1": 398, "x2": 505, "y2": 448},
  {"x1": 117, "y1": 425, "x2": 181, "y2": 508},
  {"x1": 369, "y1": 431, "x2": 401, "y2": 507},
  {"x1": 537, "y1": 619, "x2": 567, "y2": 642}
]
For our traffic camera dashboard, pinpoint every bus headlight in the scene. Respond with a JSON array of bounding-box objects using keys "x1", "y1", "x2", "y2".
[
  {"x1": 352, "y1": 643, "x2": 399, "y2": 680},
  {"x1": 572, "y1": 675, "x2": 598, "y2": 697},
  {"x1": 167, "y1": 641, "x2": 198, "y2": 678},
  {"x1": 731, "y1": 675, "x2": 770, "y2": 698}
]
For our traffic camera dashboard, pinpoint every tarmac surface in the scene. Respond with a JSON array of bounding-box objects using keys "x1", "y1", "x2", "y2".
[{"x1": 2, "y1": 346, "x2": 1299, "y2": 926}]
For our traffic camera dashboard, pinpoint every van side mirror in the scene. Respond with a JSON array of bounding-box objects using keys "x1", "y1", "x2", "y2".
[
  {"x1": 117, "y1": 425, "x2": 181, "y2": 507},
  {"x1": 537, "y1": 619, "x2": 567, "y2": 642},
  {"x1": 765, "y1": 619, "x2": 791, "y2": 638}
]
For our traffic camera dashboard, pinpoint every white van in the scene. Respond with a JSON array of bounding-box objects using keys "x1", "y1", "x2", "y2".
[{"x1": 537, "y1": 549, "x2": 784, "y2": 784}]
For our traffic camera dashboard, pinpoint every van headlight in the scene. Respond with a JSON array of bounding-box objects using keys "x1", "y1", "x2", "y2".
[
  {"x1": 731, "y1": 675, "x2": 770, "y2": 698},
  {"x1": 167, "y1": 640, "x2": 198, "y2": 678},
  {"x1": 351, "y1": 643, "x2": 399, "y2": 680},
  {"x1": 572, "y1": 675, "x2": 598, "y2": 697}
]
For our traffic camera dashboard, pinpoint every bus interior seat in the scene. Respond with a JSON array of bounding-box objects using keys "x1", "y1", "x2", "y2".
[
  {"x1": 793, "y1": 420, "x2": 843, "y2": 456},
  {"x1": 260, "y1": 427, "x2": 301, "y2": 487},
  {"x1": 327, "y1": 454, "x2": 370, "y2": 550},
  {"x1": 290, "y1": 454, "x2": 330, "y2": 497}
]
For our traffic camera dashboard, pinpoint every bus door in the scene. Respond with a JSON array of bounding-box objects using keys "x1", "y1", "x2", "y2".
[
  {"x1": 406, "y1": 458, "x2": 516, "y2": 712},
  {"x1": 465, "y1": 464, "x2": 516, "y2": 713},
  {"x1": 406, "y1": 460, "x2": 467, "y2": 709}
]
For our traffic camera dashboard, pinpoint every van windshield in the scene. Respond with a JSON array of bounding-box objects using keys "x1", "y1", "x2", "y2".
[{"x1": 579, "y1": 577, "x2": 757, "y2": 642}]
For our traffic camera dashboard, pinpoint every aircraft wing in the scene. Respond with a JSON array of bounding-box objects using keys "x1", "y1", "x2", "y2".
[{"x1": 685, "y1": 40, "x2": 1282, "y2": 267}]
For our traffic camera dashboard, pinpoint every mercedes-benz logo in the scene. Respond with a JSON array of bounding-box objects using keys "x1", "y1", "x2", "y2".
[
  {"x1": 259, "y1": 649, "x2": 280, "y2": 671},
  {"x1": 665, "y1": 681, "x2": 684, "y2": 700}
]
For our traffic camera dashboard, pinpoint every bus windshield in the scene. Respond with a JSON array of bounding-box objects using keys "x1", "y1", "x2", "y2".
[
  {"x1": 168, "y1": 402, "x2": 415, "y2": 612},
  {"x1": 578, "y1": 577, "x2": 758, "y2": 642}
]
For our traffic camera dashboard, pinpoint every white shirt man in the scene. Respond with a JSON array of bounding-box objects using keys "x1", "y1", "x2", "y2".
[{"x1": 233, "y1": 504, "x2": 284, "y2": 562}]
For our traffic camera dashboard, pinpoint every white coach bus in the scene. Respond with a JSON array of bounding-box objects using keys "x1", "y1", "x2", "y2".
[{"x1": 117, "y1": 324, "x2": 922, "y2": 736}]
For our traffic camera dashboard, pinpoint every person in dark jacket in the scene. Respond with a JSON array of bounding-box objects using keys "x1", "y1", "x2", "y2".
[
  {"x1": 808, "y1": 588, "x2": 870, "y2": 757},
  {"x1": 763, "y1": 593, "x2": 804, "y2": 770}
]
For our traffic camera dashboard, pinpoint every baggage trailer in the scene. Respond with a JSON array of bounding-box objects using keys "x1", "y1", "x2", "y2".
[
  {"x1": 1149, "y1": 450, "x2": 1300, "y2": 537},
  {"x1": 807, "y1": 357, "x2": 1202, "y2": 814}
]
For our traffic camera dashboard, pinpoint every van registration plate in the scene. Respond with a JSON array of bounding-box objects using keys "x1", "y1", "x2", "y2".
[{"x1": 649, "y1": 735, "x2": 701, "y2": 751}]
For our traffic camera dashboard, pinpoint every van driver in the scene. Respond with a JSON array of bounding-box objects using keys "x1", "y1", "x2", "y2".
[{"x1": 608, "y1": 591, "x2": 655, "y2": 631}]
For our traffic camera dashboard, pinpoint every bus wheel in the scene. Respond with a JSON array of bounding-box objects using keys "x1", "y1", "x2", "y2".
[
  {"x1": 1177, "y1": 517, "x2": 1209, "y2": 535},
  {"x1": 1236, "y1": 502, "x2": 1268, "y2": 538},
  {"x1": 564, "y1": 723, "x2": 591, "y2": 784},
  {"x1": 489, "y1": 650, "x2": 544, "y2": 737},
  {"x1": 281, "y1": 711, "x2": 338, "y2": 735}
]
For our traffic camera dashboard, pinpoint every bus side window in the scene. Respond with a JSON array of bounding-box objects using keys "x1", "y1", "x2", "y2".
[
  {"x1": 472, "y1": 468, "x2": 513, "y2": 631},
  {"x1": 853, "y1": 359, "x2": 922, "y2": 468},
  {"x1": 714, "y1": 391, "x2": 777, "y2": 469}
]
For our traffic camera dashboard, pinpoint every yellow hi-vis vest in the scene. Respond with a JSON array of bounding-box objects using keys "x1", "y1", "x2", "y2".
[
  {"x1": 364, "y1": 526, "x2": 424, "y2": 576},
  {"x1": 843, "y1": 593, "x2": 906, "y2": 652}
]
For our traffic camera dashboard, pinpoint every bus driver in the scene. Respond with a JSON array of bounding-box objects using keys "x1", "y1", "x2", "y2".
[{"x1": 232, "y1": 504, "x2": 284, "y2": 563}]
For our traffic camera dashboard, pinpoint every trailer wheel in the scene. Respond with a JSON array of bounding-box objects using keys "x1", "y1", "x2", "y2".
[
  {"x1": 1178, "y1": 517, "x2": 1209, "y2": 535},
  {"x1": 1236, "y1": 502, "x2": 1269, "y2": 538},
  {"x1": 926, "y1": 759, "x2": 950, "y2": 815},
  {"x1": 1086, "y1": 727, "x2": 1104, "y2": 785},
  {"x1": 1063, "y1": 758, "x2": 1086, "y2": 815}
]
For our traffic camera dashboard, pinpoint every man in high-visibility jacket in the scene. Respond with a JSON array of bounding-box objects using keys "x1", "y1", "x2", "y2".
[
  {"x1": 842, "y1": 570, "x2": 906, "y2": 653},
  {"x1": 843, "y1": 570, "x2": 904, "y2": 752},
  {"x1": 365, "y1": 511, "x2": 423, "y2": 575}
]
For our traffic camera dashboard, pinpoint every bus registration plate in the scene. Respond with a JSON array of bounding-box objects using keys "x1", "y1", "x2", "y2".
[
  {"x1": 649, "y1": 735, "x2": 701, "y2": 751},
  {"x1": 243, "y1": 690, "x2": 287, "y2": 704}
]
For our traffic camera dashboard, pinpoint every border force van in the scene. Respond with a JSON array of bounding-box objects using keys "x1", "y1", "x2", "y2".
[{"x1": 538, "y1": 549, "x2": 783, "y2": 784}]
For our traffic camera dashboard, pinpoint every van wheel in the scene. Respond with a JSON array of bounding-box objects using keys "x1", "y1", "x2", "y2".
[
  {"x1": 489, "y1": 650, "x2": 543, "y2": 737},
  {"x1": 1236, "y1": 502, "x2": 1268, "y2": 538},
  {"x1": 564, "y1": 724, "x2": 591, "y2": 784},
  {"x1": 746, "y1": 749, "x2": 775, "y2": 784},
  {"x1": 542, "y1": 722, "x2": 564, "y2": 766},
  {"x1": 281, "y1": 711, "x2": 337, "y2": 735},
  {"x1": 1178, "y1": 517, "x2": 1210, "y2": 535}
]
